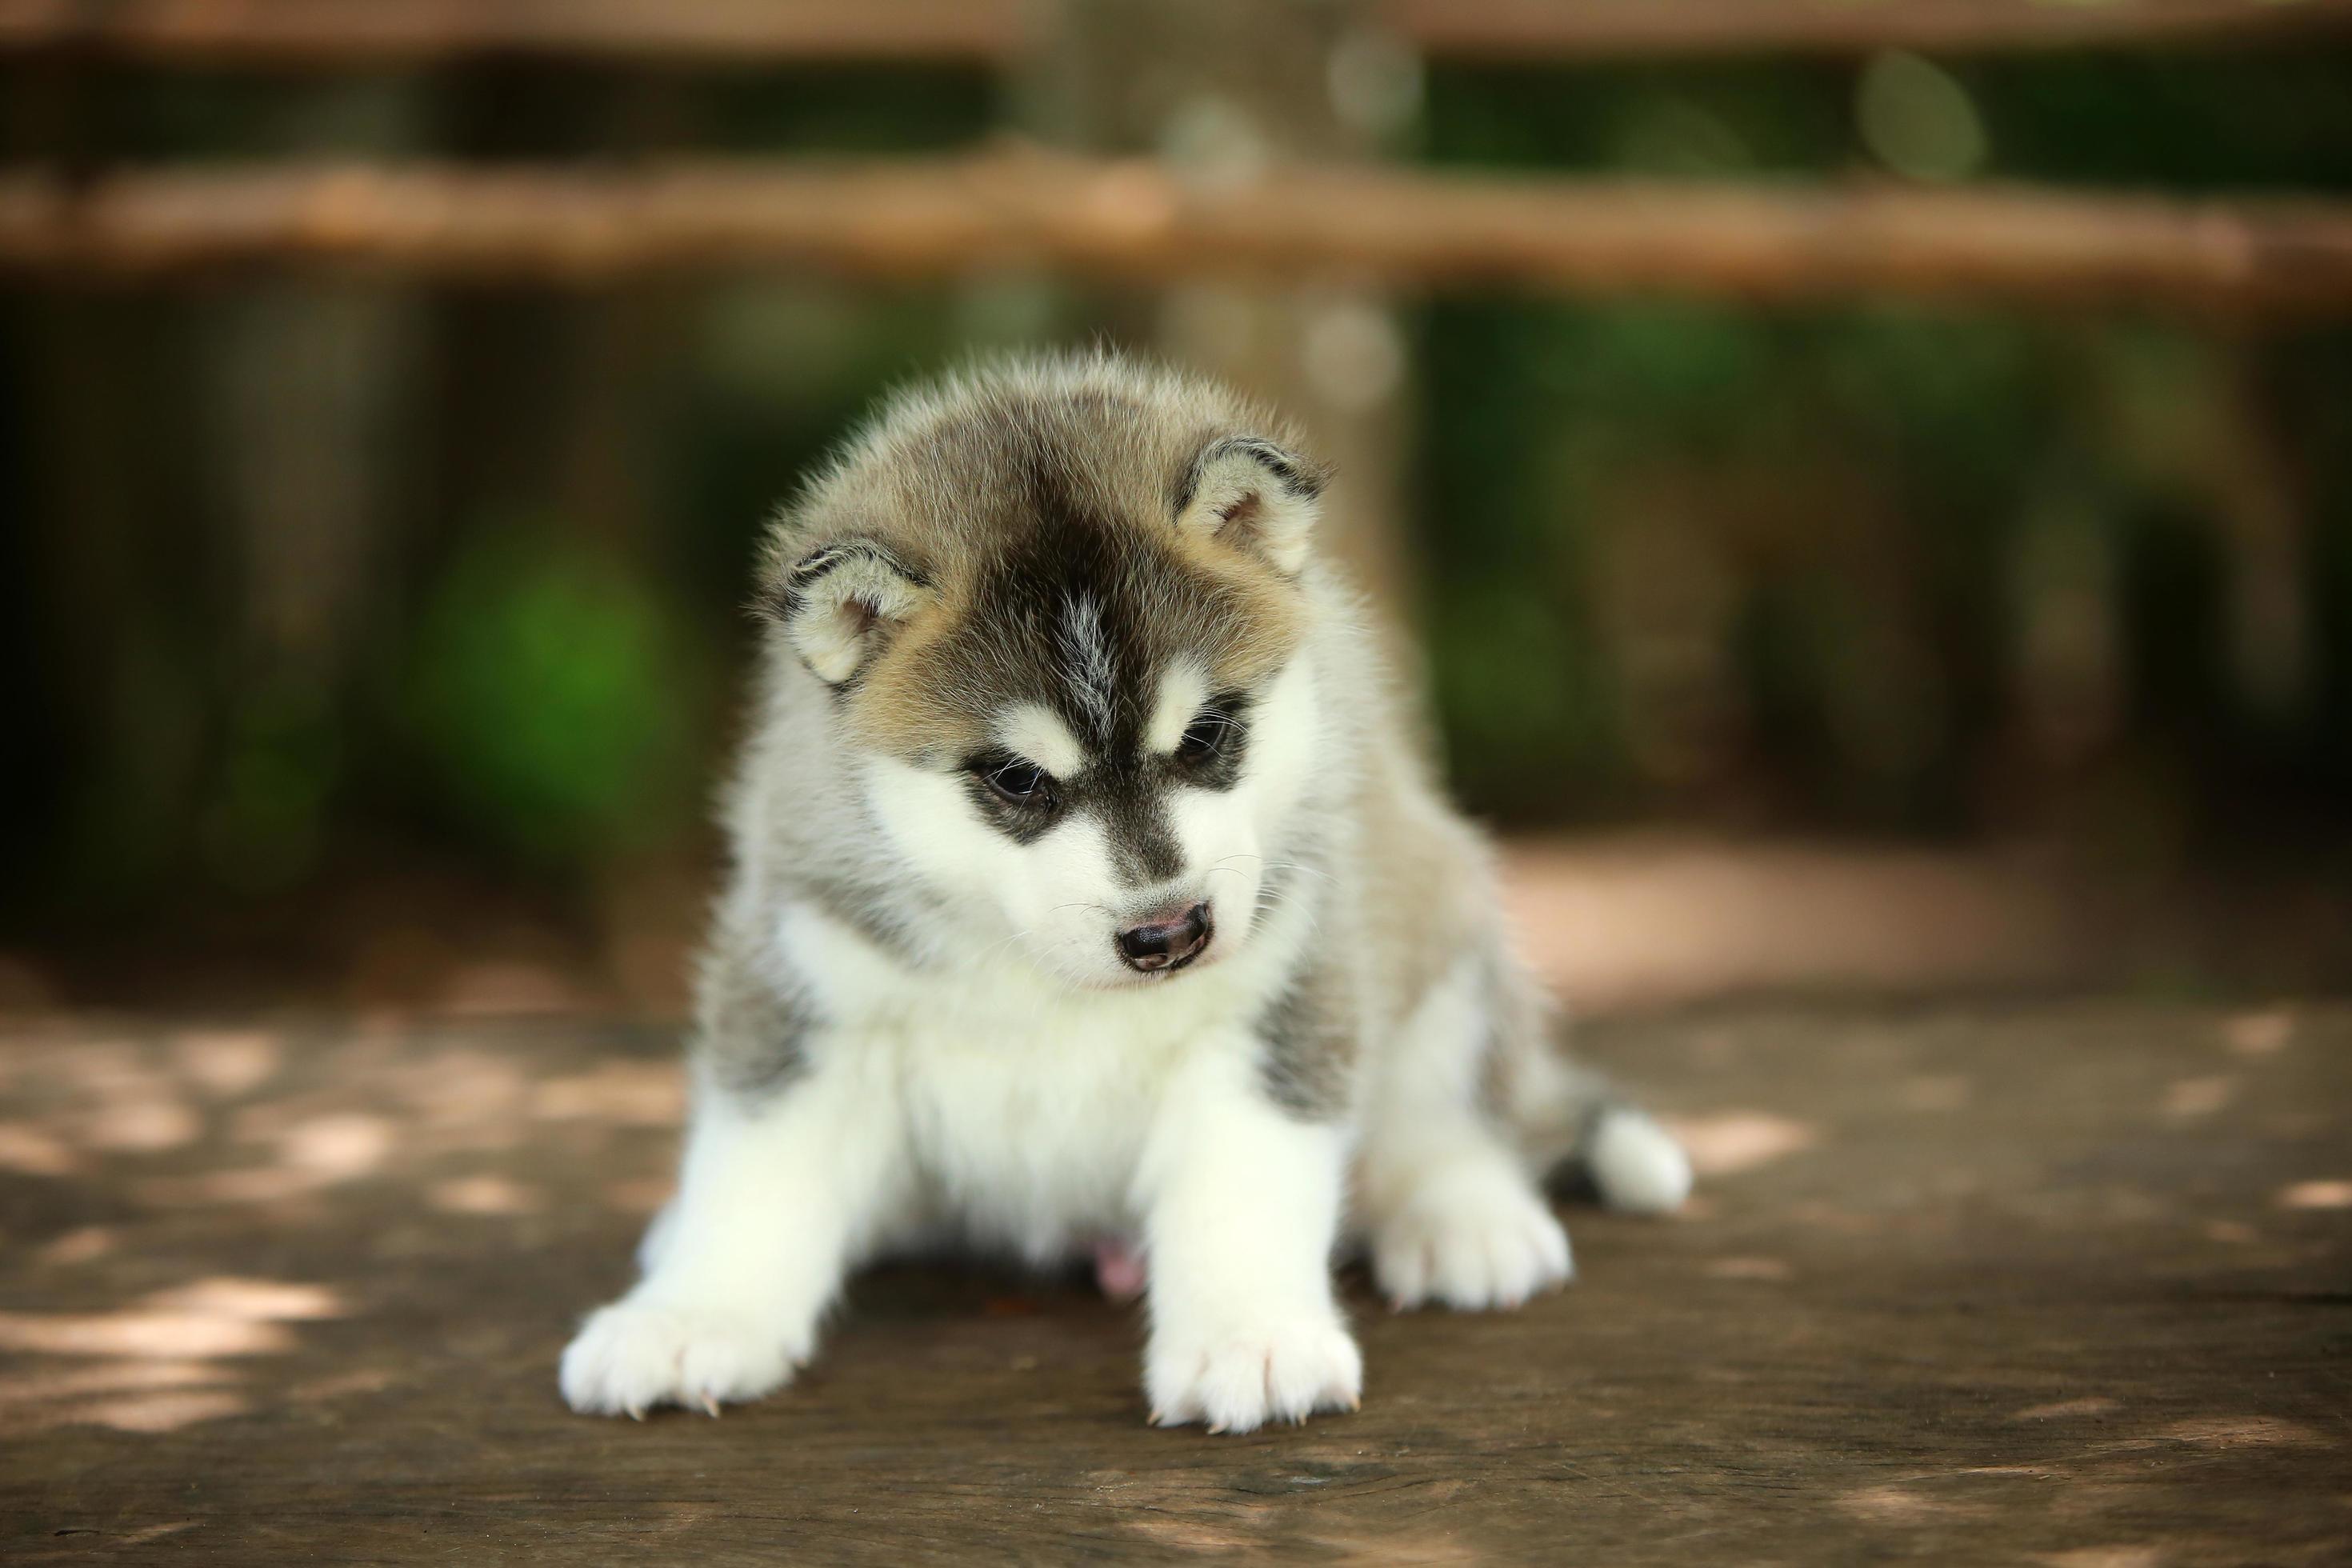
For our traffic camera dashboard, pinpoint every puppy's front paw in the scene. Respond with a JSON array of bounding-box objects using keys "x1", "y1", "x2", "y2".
[
  {"x1": 559, "y1": 1299, "x2": 802, "y2": 1418},
  {"x1": 1373, "y1": 1164, "x2": 1573, "y2": 1312},
  {"x1": 1146, "y1": 1312, "x2": 1362, "y2": 1434}
]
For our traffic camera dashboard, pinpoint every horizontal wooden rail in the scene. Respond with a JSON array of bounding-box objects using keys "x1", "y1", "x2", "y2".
[
  {"x1": 4, "y1": 154, "x2": 2350, "y2": 315},
  {"x1": 1387, "y1": 0, "x2": 2352, "y2": 58},
  {"x1": 2, "y1": 0, "x2": 2346, "y2": 64}
]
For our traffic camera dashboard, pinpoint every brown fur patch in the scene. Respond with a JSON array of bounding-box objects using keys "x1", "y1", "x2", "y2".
[{"x1": 763, "y1": 356, "x2": 1313, "y2": 762}]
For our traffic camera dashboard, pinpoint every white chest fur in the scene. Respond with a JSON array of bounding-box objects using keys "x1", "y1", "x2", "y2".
[{"x1": 774, "y1": 895, "x2": 1314, "y2": 1262}]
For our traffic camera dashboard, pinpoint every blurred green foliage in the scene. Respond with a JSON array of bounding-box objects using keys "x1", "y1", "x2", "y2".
[
  {"x1": 3, "y1": 46, "x2": 2350, "y2": 936},
  {"x1": 402, "y1": 529, "x2": 708, "y2": 863}
]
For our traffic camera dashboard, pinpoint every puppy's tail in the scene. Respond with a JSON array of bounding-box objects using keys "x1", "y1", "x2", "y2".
[
  {"x1": 1485, "y1": 953, "x2": 1691, "y2": 1214},
  {"x1": 1574, "y1": 1103, "x2": 1693, "y2": 1214}
]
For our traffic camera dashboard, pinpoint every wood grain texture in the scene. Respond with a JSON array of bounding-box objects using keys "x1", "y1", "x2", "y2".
[
  {"x1": 1, "y1": 1002, "x2": 2346, "y2": 1562},
  {"x1": 5, "y1": 156, "x2": 2352, "y2": 316}
]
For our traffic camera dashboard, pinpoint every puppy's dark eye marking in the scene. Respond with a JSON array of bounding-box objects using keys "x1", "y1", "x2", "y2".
[
  {"x1": 1172, "y1": 692, "x2": 1252, "y2": 785},
  {"x1": 1177, "y1": 713, "x2": 1233, "y2": 762},
  {"x1": 991, "y1": 762, "x2": 1046, "y2": 801},
  {"x1": 967, "y1": 750, "x2": 1058, "y2": 810}
]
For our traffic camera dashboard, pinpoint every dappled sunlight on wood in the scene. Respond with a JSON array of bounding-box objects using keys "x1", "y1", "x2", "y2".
[
  {"x1": 0, "y1": 1278, "x2": 348, "y2": 1435},
  {"x1": 2158, "y1": 1415, "x2": 2330, "y2": 1449},
  {"x1": 0, "y1": 1121, "x2": 79, "y2": 1176},
  {"x1": 2037, "y1": 1549, "x2": 2166, "y2": 1568},
  {"x1": 134, "y1": 1163, "x2": 329, "y2": 1207},
  {"x1": 2222, "y1": 1009, "x2": 2296, "y2": 1057},
  {"x1": 0, "y1": 1359, "x2": 250, "y2": 1435},
  {"x1": 34, "y1": 1226, "x2": 117, "y2": 1266},
  {"x1": 1660, "y1": 1110, "x2": 1818, "y2": 1176},
  {"x1": 0, "y1": 1004, "x2": 2343, "y2": 1550},
  {"x1": 71, "y1": 1390, "x2": 253, "y2": 1434},
  {"x1": 2161, "y1": 1075, "x2": 2238, "y2": 1119},
  {"x1": 430, "y1": 1174, "x2": 544, "y2": 1216},
  {"x1": 81, "y1": 1094, "x2": 202, "y2": 1152},
  {"x1": 604, "y1": 1176, "x2": 674, "y2": 1215},
  {"x1": 278, "y1": 1113, "x2": 394, "y2": 1180},
  {"x1": 2274, "y1": 1179, "x2": 2352, "y2": 1210},
  {"x1": 170, "y1": 1029, "x2": 282, "y2": 1098},
  {"x1": 0, "y1": 1309, "x2": 294, "y2": 1358},
  {"x1": 1837, "y1": 1483, "x2": 1989, "y2": 1525},
  {"x1": 533, "y1": 1061, "x2": 684, "y2": 1126},
  {"x1": 394, "y1": 1049, "x2": 529, "y2": 1130},
  {"x1": 0, "y1": 1358, "x2": 224, "y2": 1407},
  {"x1": 142, "y1": 1278, "x2": 346, "y2": 1322}
]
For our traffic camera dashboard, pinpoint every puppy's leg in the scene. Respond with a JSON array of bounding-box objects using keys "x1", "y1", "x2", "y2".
[
  {"x1": 1359, "y1": 957, "x2": 1575, "y2": 1312},
  {"x1": 1138, "y1": 1044, "x2": 1360, "y2": 1434},
  {"x1": 560, "y1": 1048, "x2": 903, "y2": 1418}
]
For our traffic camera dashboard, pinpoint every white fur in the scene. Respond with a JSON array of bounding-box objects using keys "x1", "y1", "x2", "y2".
[
  {"x1": 1138, "y1": 1042, "x2": 1359, "y2": 1430},
  {"x1": 1586, "y1": 1109, "x2": 1694, "y2": 1215},
  {"x1": 559, "y1": 1054, "x2": 909, "y2": 1417},
  {"x1": 773, "y1": 861, "x2": 1321, "y2": 1270},
  {"x1": 1358, "y1": 958, "x2": 1574, "y2": 1310},
  {"x1": 1059, "y1": 594, "x2": 1118, "y2": 737},
  {"x1": 1146, "y1": 660, "x2": 1212, "y2": 754},
  {"x1": 569, "y1": 878, "x2": 1349, "y2": 1430},
  {"x1": 995, "y1": 702, "x2": 1086, "y2": 780},
  {"x1": 854, "y1": 658, "x2": 1323, "y2": 992}
]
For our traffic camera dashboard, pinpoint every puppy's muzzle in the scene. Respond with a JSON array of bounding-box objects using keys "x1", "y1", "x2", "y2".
[{"x1": 1115, "y1": 902, "x2": 1213, "y2": 974}]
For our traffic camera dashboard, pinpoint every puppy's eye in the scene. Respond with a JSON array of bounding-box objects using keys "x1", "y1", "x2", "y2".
[
  {"x1": 979, "y1": 758, "x2": 1055, "y2": 807},
  {"x1": 1177, "y1": 713, "x2": 1231, "y2": 763}
]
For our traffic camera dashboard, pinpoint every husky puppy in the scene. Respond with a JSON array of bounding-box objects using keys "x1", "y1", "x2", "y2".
[{"x1": 560, "y1": 354, "x2": 1690, "y2": 1433}]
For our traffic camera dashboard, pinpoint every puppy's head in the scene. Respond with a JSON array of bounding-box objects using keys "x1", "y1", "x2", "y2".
[{"x1": 762, "y1": 356, "x2": 1330, "y2": 988}]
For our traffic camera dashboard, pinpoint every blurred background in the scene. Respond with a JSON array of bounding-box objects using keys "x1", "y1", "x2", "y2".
[{"x1": 4, "y1": 0, "x2": 2350, "y2": 1018}]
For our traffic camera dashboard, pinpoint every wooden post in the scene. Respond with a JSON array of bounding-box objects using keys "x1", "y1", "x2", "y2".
[{"x1": 1026, "y1": 0, "x2": 1423, "y2": 647}]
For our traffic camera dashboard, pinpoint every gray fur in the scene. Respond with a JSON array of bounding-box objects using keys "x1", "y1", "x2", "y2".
[{"x1": 1255, "y1": 954, "x2": 1359, "y2": 1122}]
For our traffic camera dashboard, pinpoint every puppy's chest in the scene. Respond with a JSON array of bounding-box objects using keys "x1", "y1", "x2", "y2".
[
  {"x1": 880, "y1": 994, "x2": 1198, "y2": 1254},
  {"x1": 783, "y1": 904, "x2": 1274, "y2": 1252}
]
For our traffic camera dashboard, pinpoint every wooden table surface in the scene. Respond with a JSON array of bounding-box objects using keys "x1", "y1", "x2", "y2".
[{"x1": 2, "y1": 1001, "x2": 2346, "y2": 1564}]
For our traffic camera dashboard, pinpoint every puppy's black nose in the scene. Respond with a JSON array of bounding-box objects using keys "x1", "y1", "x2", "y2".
[{"x1": 1116, "y1": 903, "x2": 1213, "y2": 973}]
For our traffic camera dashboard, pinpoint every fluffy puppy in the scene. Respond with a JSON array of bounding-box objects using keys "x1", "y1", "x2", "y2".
[{"x1": 560, "y1": 353, "x2": 1690, "y2": 1432}]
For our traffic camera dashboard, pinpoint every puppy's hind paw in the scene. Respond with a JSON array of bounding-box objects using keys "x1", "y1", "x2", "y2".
[
  {"x1": 559, "y1": 1299, "x2": 802, "y2": 1418},
  {"x1": 1373, "y1": 1164, "x2": 1573, "y2": 1312}
]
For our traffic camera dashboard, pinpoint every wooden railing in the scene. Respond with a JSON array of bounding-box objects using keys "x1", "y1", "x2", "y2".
[
  {"x1": 2, "y1": 0, "x2": 2347, "y2": 62},
  {"x1": 2, "y1": 1, "x2": 2347, "y2": 315},
  {"x1": 6, "y1": 153, "x2": 2350, "y2": 316}
]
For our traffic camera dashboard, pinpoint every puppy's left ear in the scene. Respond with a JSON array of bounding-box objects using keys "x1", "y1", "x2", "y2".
[
  {"x1": 1176, "y1": 436, "x2": 1328, "y2": 575},
  {"x1": 764, "y1": 538, "x2": 935, "y2": 686}
]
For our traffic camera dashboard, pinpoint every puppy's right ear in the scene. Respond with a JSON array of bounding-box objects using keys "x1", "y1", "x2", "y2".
[{"x1": 765, "y1": 538, "x2": 934, "y2": 685}]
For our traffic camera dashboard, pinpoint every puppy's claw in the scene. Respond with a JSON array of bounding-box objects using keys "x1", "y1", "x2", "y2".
[
  {"x1": 700, "y1": 1394, "x2": 722, "y2": 1418},
  {"x1": 626, "y1": 1403, "x2": 646, "y2": 1422}
]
